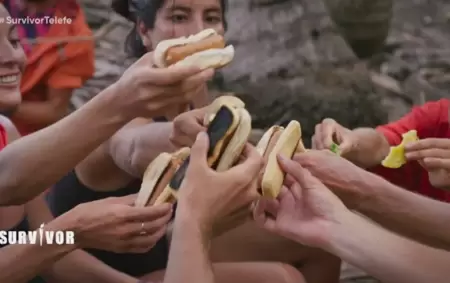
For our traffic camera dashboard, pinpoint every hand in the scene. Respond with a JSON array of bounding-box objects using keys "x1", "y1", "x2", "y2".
[
  {"x1": 405, "y1": 138, "x2": 450, "y2": 190},
  {"x1": 67, "y1": 195, "x2": 172, "y2": 253},
  {"x1": 177, "y1": 132, "x2": 263, "y2": 229},
  {"x1": 253, "y1": 155, "x2": 349, "y2": 248},
  {"x1": 312, "y1": 118, "x2": 354, "y2": 155},
  {"x1": 292, "y1": 150, "x2": 377, "y2": 208},
  {"x1": 111, "y1": 52, "x2": 214, "y2": 119},
  {"x1": 170, "y1": 107, "x2": 207, "y2": 148}
]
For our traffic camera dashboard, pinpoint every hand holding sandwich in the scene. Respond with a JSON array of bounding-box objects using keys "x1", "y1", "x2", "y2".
[
  {"x1": 170, "y1": 107, "x2": 207, "y2": 148},
  {"x1": 66, "y1": 194, "x2": 172, "y2": 253},
  {"x1": 293, "y1": 150, "x2": 377, "y2": 209},
  {"x1": 254, "y1": 155, "x2": 349, "y2": 248},
  {"x1": 177, "y1": 132, "x2": 263, "y2": 230},
  {"x1": 111, "y1": 51, "x2": 214, "y2": 119}
]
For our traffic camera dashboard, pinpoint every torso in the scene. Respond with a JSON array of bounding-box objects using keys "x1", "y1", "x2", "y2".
[{"x1": 0, "y1": 117, "x2": 45, "y2": 283}]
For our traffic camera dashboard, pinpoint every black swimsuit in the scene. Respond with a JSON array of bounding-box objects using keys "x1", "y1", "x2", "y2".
[
  {"x1": 47, "y1": 115, "x2": 185, "y2": 276},
  {"x1": 0, "y1": 218, "x2": 47, "y2": 283},
  {"x1": 46, "y1": 171, "x2": 169, "y2": 276}
]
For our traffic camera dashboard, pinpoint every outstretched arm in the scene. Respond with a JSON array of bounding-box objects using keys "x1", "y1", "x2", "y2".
[
  {"x1": 164, "y1": 205, "x2": 214, "y2": 283},
  {"x1": 357, "y1": 173, "x2": 450, "y2": 250},
  {"x1": 0, "y1": 85, "x2": 132, "y2": 205},
  {"x1": 0, "y1": 215, "x2": 77, "y2": 283},
  {"x1": 26, "y1": 195, "x2": 138, "y2": 283},
  {"x1": 327, "y1": 211, "x2": 450, "y2": 283}
]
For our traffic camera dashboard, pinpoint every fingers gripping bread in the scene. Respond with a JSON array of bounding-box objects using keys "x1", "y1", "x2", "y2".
[
  {"x1": 153, "y1": 104, "x2": 251, "y2": 205},
  {"x1": 258, "y1": 121, "x2": 305, "y2": 198},
  {"x1": 135, "y1": 148, "x2": 190, "y2": 207}
]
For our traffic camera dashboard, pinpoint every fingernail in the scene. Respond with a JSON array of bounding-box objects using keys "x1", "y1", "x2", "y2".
[{"x1": 277, "y1": 154, "x2": 287, "y2": 162}]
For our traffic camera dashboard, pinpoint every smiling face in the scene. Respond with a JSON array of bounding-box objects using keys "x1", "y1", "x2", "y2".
[
  {"x1": 0, "y1": 5, "x2": 26, "y2": 114},
  {"x1": 139, "y1": 0, "x2": 225, "y2": 50}
]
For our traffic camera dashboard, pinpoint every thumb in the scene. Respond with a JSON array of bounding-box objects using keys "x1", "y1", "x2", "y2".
[
  {"x1": 338, "y1": 136, "x2": 354, "y2": 155},
  {"x1": 190, "y1": 132, "x2": 209, "y2": 170}
]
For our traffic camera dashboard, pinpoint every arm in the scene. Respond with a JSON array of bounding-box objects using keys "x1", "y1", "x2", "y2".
[
  {"x1": 326, "y1": 211, "x2": 450, "y2": 283},
  {"x1": 164, "y1": 205, "x2": 214, "y2": 283},
  {"x1": 26, "y1": 195, "x2": 138, "y2": 283},
  {"x1": 345, "y1": 99, "x2": 448, "y2": 168},
  {"x1": 0, "y1": 85, "x2": 131, "y2": 205},
  {"x1": 0, "y1": 215, "x2": 77, "y2": 283},
  {"x1": 12, "y1": 88, "x2": 73, "y2": 128},
  {"x1": 356, "y1": 173, "x2": 450, "y2": 250},
  {"x1": 75, "y1": 119, "x2": 176, "y2": 191}
]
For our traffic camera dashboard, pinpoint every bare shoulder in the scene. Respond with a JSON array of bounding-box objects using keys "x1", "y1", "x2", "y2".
[{"x1": 0, "y1": 115, "x2": 20, "y2": 143}]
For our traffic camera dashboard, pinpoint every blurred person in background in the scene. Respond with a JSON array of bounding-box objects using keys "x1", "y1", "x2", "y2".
[
  {"x1": 3, "y1": 0, "x2": 94, "y2": 135},
  {"x1": 47, "y1": 0, "x2": 341, "y2": 282},
  {"x1": 310, "y1": 99, "x2": 450, "y2": 250}
]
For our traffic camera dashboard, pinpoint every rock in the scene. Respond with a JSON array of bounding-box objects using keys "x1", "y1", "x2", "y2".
[{"x1": 73, "y1": 0, "x2": 450, "y2": 145}]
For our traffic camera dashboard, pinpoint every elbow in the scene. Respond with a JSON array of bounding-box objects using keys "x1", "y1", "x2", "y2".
[{"x1": 0, "y1": 184, "x2": 33, "y2": 206}]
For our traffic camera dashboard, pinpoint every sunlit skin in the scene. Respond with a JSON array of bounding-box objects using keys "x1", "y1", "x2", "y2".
[{"x1": 0, "y1": 4, "x2": 28, "y2": 243}]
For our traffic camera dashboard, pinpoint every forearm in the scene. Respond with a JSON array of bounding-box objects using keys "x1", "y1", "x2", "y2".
[
  {"x1": 0, "y1": 85, "x2": 130, "y2": 205},
  {"x1": 326, "y1": 212, "x2": 450, "y2": 283},
  {"x1": 0, "y1": 217, "x2": 77, "y2": 283},
  {"x1": 358, "y1": 175, "x2": 450, "y2": 250},
  {"x1": 44, "y1": 249, "x2": 137, "y2": 283},
  {"x1": 164, "y1": 206, "x2": 214, "y2": 283},
  {"x1": 13, "y1": 101, "x2": 66, "y2": 128},
  {"x1": 345, "y1": 128, "x2": 390, "y2": 168}
]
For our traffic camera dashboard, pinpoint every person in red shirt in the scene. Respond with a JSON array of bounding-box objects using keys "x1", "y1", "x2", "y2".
[
  {"x1": 4, "y1": 0, "x2": 94, "y2": 136},
  {"x1": 312, "y1": 98, "x2": 450, "y2": 201},
  {"x1": 303, "y1": 99, "x2": 450, "y2": 249}
]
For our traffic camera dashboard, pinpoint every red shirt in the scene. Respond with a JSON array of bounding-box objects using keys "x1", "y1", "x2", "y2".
[
  {"x1": 371, "y1": 99, "x2": 450, "y2": 202},
  {"x1": 0, "y1": 124, "x2": 7, "y2": 151}
]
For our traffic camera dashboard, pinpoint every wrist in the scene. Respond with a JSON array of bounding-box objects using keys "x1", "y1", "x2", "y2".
[
  {"x1": 175, "y1": 201, "x2": 213, "y2": 238},
  {"x1": 90, "y1": 83, "x2": 134, "y2": 126},
  {"x1": 53, "y1": 207, "x2": 87, "y2": 249},
  {"x1": 323, "y1": 211, "x2": 361, "y2": 254},
  {"x1": 44, "y1": 216, "x2": 80, "y2": 251}
]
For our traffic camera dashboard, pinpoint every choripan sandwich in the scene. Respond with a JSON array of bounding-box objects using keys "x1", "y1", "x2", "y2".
[
  {"x1": 134, "y1": 147, "x2": 191, "y2": 207},
  {"x1": 256, "y1": 120, "x2": 306, "y2": 198},
  {"x1": 135, "y1": 96, "x2": 251, "y2": 207},
  {"x1": 153, "y1": 28, "x2": 235, "y2": 70}
]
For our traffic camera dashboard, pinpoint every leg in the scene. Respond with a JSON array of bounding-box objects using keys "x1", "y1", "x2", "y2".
[
  {"x1": 140, "y1": 262, "x2": 305, "y2": 283},
  {"x1": 210, "y1": 221, "x2": 341, "y2": 283}
]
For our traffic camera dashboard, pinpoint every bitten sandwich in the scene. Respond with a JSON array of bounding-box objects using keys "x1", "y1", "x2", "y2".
[
  {"x1": 153, "y1": 28, "x2": 235, "y2": 69},
  {"x1": 135, "y1": 96, "x2": 251, "y2": 207},
  {"x1": 256, "y1": 120, "x2": 306, "y2": 198}
]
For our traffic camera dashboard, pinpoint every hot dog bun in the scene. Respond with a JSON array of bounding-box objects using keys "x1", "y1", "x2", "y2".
[
  {"x1": 260, "y1": 121, "x2": 303, "y2": 198},
  {"x1": 135, "y1": 147, "x2": 190, "y2": 207},
  {"x1": 204, "y1": 96, "x2": 246, "y2": 126},
  {"x1": 153, "y1": 28, "x2": 234, "y2": 69},
  {"x1": 215, "y1": 108, "x2": 252, "y2": 171},
  {"x1": 154, "y1": 103, "x2": 251, "y2": 205}
]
